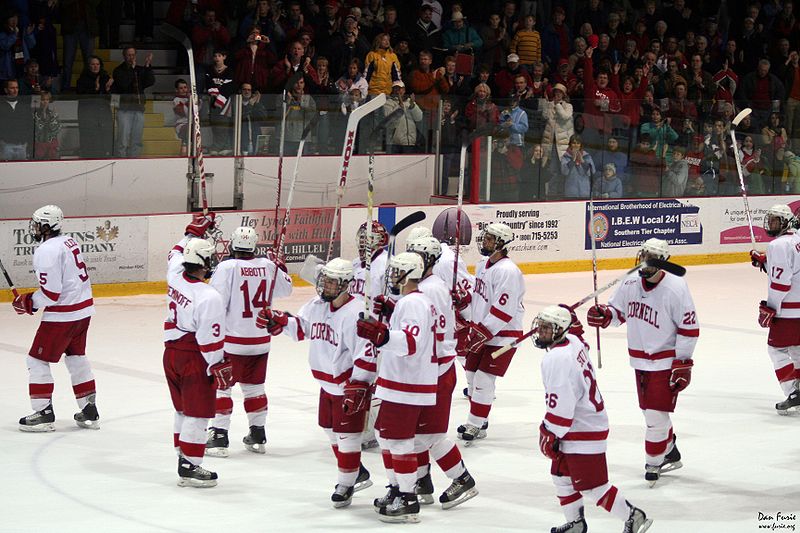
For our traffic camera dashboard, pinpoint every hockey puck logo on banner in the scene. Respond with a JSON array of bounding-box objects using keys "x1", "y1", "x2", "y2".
[{"x1": 590, "y1": 213, "x2": 609, "y2": 242}]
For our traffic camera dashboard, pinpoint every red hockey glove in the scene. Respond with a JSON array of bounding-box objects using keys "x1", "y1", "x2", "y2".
[
  {"x1": 267, "y1": 248, "x2": 287, "y2": 273},
  {"x1": 356, "y1": 316, "x2": 390, "y2": 347},
  {"x1": 538, "y1": 423, "x2": 561, "y2": 460},
  {"x1": 758, "y1": 300, "x2": 776, "y2": 328},
  {"x1": 454, "y1": 314, "x2": 470, "y2": 353},
  {"x1": 372, "y1": 295, "x2": 396, "y2": 320},
  {"x1": 12, "y1": 292, "x2": 35, "y2": 315},
  {"x1": 342, "y1": 380, "x2": 371, "y2": 415},
  {"x1": 586, "y1": 304, "x2": 612, "y2": 329},
  {"x1": 750, "y1": 250, "x2": 767, "y2": 273},
  {"x1": 185, "y1": 212, "x2": 216, "y2": 237},
  {"x1": 465, "y1": 321, "x2": 493, "y2": 354},
  {"x1": 256, "y1": 308, "x2": 290, "y2": 335},
  {"x1": 210, "y1": 359, "x2": 234, "y2": 389},
  {"x1": 450, "y1": 286, "x2": 472, "y2": 312},
  {"x1": 669, "y1": 358, "x2": 693, "y2": 392},
  {"x1": 558, "y1": 304, "x2": 584, "y2": 337}
]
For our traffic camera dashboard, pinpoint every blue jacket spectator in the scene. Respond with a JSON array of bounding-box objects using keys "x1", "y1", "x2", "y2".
[
  {"x1": 593, "y1": 163, "x2": 623, "y2": 198},
  {"x1": 0, "y1": 12, "x2": 35, "y2": 82},
  {"x1": 442, "y1": 12, "x2": 483, "y2": 55},
  {"x1": 500, "y1": 100, "x2": 529, "y2": 146},
  {"x1": 561, "y1": 134, "x2": 596, "y2": 198}
]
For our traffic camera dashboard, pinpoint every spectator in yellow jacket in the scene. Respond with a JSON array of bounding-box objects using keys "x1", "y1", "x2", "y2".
[
  {"x1": 510, "y1": 15, "x2": 541, "y2": 69},
  {"x1": 364, "y1": 33, "x2": 402, "y2": 95}
]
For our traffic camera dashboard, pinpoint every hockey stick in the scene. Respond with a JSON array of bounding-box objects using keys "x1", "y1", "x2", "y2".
[
  {"x1": 273, "y1": 69, "x2": 306, "y2": 246},
  {"x1": 730, "y1": 107, "x2": 756, "y2": 247},
  {"x1": 325, "y1": 93, "x2": 387, "y2": 262},
  {"x1": 588, "y1": 171, "x2": 602, "y2": 368},
  {"x1": 0, "y1": 257, "x2": 20, "y2": 298},
  {"x1": 379, "y1": 210, "x2": 427, "y2": 296},
  {"x1": 491, "y1": 258, "x2": 685, "y2": 358},
  {"x1": 161, "y1": 23, "x2": 209, "y2": 215}
]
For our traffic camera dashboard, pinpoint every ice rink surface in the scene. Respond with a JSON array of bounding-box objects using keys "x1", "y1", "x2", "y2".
[{"x1": 1, "y1": 262, "x2": 798, "y2": 533}]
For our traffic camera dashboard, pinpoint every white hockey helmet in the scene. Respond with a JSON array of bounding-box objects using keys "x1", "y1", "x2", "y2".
[
  {"x1": 406, "y1": 236, "x2": 442, "y2": 271},
  {"x1": 407, "y1": 226, "x2": 433, "y2": 242},
  {"x1": 478, "y1": 222, "x2": 514, "y2": 256},
  {"x1": 532, "y1": 305, "x2": 572, "y2": 349},
  {"x1": 183, "y1": 238, "x2": 217, "y2": 272},
  {"x1": 637, "y1": 238, "x2": 670, "y2": 278},
  {"x1": 231, "y1": 227, "x2": 258, "y2": 253},
  {"x1": 388, "y1": 252, "x2": 425, "y2": 295},
  {"x1": 764, "y1": 204, "x2": 795, "y2": 237},
  {"x1": 316, "y1": 257, "x2": 354, "y2": 301},
  {"x1": 29, "y1": 205, "x2": 64, "y2": 241}
]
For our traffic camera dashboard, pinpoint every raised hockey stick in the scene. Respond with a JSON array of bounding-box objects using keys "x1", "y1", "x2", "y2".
[
  {"x1": 0, "y1": 257, "x2": 20, "y2": 298},
  {"x1": 379, "y1": 210, "x2": 427, "y2": 296},
  {"x1": 588, "y1": 172, "x2": 602, "y2": 368},
  {"x1": 273, "y1": 69, "x2": 306, "y2": 246},
  {"x1": 325, "y1": 93, "x2": 387, "y2": 262},
  {"x1": 161, "y1": 23, "x2": 209, "y2": 215},
  {"x1": 730, "y1": 107, "x2": 756, "y2": 247}
]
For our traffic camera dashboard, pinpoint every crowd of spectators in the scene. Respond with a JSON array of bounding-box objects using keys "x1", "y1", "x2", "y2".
[{"x1": 1, "y1": 0, "x2": 800, "y2": 200}]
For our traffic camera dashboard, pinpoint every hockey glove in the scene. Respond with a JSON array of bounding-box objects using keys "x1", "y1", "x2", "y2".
[
  {"x1": 464, "y1": 322, "x2": 493, "y2": 354},
  {"x1": 372, "y1": 295, "x2": 396, "y2": 320},
  {"x1": 210, "y1": 359, "x2": 234, "y2": 390},
  {"x1": 256, "y1": 308, "x2": 290, "y2": 335},
  {"x1": 356, "y1": 317, "x2": 390, "y2": 347},
  {"x1": 185, "y1": 212, "x2": 216, "y2": 237},
  {"x1": 758, "y1": 300, "x2": 776, "y2": 328},
  {"x1": 450, "y1": 286, "x2": 472, "y2": 312},
  {"x1": 342, "y1": 380, "x2": 371, "y2": 414},
  {"x1": 586, "y1": 304, "x2": 612, "y2": 329},
  {"x1": 538, "y1": 423, "x2": 561, "y2": 460},
  {"x1": 267, "y1": 248, "x2": 287, "y2": 273},
  {"x1": 12, "y1": 292, "x2": 35, "y2": 315},
  {"x1": 669, "y1": 358, "x2": 693, "y2": 392},
  {"x1": 750, "y1": 250, "x2": 767, "y2": 273},
  {"x1": 558, "y1": 304, "x2": 585, "y2": 337},
  {"x1": 454, "y1": 314, "x2": 470, "y2": 353}
]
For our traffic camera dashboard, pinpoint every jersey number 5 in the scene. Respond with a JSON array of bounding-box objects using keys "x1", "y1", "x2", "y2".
[
  {"x1": 240, "y1": 280, "x2": 268, "y2": 318},
  {"x1": 72, "y1": 249, "x2": 89, "y2": 282}
]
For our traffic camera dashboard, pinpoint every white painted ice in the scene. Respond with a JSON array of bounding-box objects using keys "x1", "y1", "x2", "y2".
[{"x1": 1, "y1": 262, "x2": 797, "y2": 532}]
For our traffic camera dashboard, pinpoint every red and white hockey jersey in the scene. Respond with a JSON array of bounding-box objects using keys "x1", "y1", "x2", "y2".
[
  {"x1": 283, "y1": 295, "x2": 376, "y2": 396},
  {"x1": 210, "y1": 257, "x2": 293, "y2": 356},
  {"x1": 471, "y1": 256, "x2": 525, "y2": 346},
  {"x1": 419, "y1": 274, "x2": 457, "y2": 375},
  {"x1": 350, "y1": 249, "x2": 388, "y2": 302},
  {"x1": 607, "y1": 272, "x2": 699, "y2": 371},
  {"x1": 375, "y1": 291, "x2": 439, "y2": 406},
  {"x1": 766, "y1": 231, "x2": 800, "y2": 319},
  {"x1": 164, "y1": 241, "x2": 226, "y2": 371},
  {"x1": 434, "y1": 244, "x2": 475, "y2": 294},
  {"x1": 541, "y1": 334, "x2": 608, "y2": 454},
  {"x1": 31, "y1": 235, "x2": 95, "y2": 322}
]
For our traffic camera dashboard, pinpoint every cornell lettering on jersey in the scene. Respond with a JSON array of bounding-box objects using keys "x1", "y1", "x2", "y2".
[
  {"x1": 167, "y1": 286, "x2": 192, "y2": 308},
  {"x1": 350, "y1": 278, "x2": 365, "y2": 296},
  {"x1": 310, "y1": 322, "x2": 339, "y2": 346},
  {"x1": 240, "y1": 266, "x2": 268, "y2": 277},
  {"x1": 627, "y1": 301, "x2": 660, "y2": 328},
  {"x1": 63, "y1": 238, "x2": 79, "y2": 250},
  {"x1": 473, "y1": 278, "x2": 488, "y2": 302}
]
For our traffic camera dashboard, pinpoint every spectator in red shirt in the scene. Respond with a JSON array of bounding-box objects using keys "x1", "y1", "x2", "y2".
[
  {"x1": 234, "y1": 26, "x2": 276, "y2": 93},
  {"x1": 191, "y1": 9, "x2": 231, "y2": 68}
]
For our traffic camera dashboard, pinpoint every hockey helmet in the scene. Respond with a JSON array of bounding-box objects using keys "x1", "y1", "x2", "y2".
[
  {"x1": 357, "y1": 220, "x2": 389, "y2": 262},
  {"x1": 231, "y1": 227, "x2": 258, "y2": 253},
  {"x1": 30, "y1": 205, "x2": 64, "y2": 241},
  {"x1": 764, "y1": 204, "x2": 795, "y2": 237},
  {"x1": 478, "y1": 222, "x2": 514, "y2": 256},
  {"x1": 636, "y1": 237, "x2": 670, "y2": 278},
  {"x1": 316, "y1": 257, "x2": 354, "y2": 302},
  {"x1": 532, "y1": 305, "x2": 572, "y2": 349},
  {"x1": 407, "y1": 226, "x2": 433, "y2": 242},
  {"x1": 387, "y1": 252, "x2": 425, "y2": 295},
  {"x1": 406, "y1": 236, "x2": 442, "y2": 271},
  {"x1": 183, "y1": 238, "x2": 218, "y2": 274},
  {"x1": 432, "y1": 207, "x2": 472, "y2": 246}
]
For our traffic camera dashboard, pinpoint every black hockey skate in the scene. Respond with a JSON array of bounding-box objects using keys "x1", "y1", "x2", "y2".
[
  {"x1": 551, "y1": 507, "x2": 587, "y2": 533},
  {"x1": 439, "y1": 469, "x2": 478, "y2": 509},
  {"x1": 74, "y1": 395, "x2": 100, "y2": 430},
  {"x1": 415, "y1": 472, "x2": 434, "y2": 504},
  {"x1": 462, "y1": 387, "x2": 470, "y2": 399},
  {"x1": 177, "y1": 457, "x2": 218, "y2": 488},
  {"x1": 457, "y1": 421, "x2": 488, "y2": 445},
  {"x1": 331, "y1": 484, "x2": 354, "y2": 508},
  {"x1": 378, "y1": 492, "x2": 421, "y2": 524},
  {"x1": 776, "y1": 387, "x2": 800, "y2": 415},
  {"x1": 623, "y1": 504, "x2": 653, "y2": 533},
  {"x1": 354, "y1": 463, "x2": 373, "y2": 492},
  {"x1": 373, "y1": 484, "x2": 400, "y2": 513},
  {"x1": 205, "y1": 427, "x2": 229, "y2": 457},
  {"x1": 645, "y1": 435, "x2": 682, "y2": 487},
  {"x1": 243, "y1": 425, "x2": 266, "y2": 454},
  {"x1": 19, "y1": 404, "x2": 55, "y2": 433}
]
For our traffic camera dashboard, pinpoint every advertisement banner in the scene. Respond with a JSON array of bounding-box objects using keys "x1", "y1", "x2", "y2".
[
  {"x1": 586, "y1": 199, "x2": 702, "y2": 250},
  {"x1": 719, "y1": 198, "x2": 800, "y2": 245}
]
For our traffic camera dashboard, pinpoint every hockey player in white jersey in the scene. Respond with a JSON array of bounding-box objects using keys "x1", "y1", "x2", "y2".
[
  {"x1": 587, "y1": 238, "x2": 698, "y2": 486},
  {"x1": 533, "y1": 305, "x2": 653, "y2": 533},
  {"x1": 458, "y1": 222, "x2": 525, "y2": 443},
  {"x1": 205, "y1": 227, "x2": 293, "y2": 456},
  {"x1": 14, "y1": 205, "x2": 100, "y2": 432},
  {"x1": 749, "y1": 205, "x2": 800, "y2": 414},
  {"x1": 164, "y1": 225, "x2": 234, "y2": 488},
  {"x1": 356, "y1": 252, "x2": 439, "y2": 523},
  {"x1": 256, "y1": 258, "x2": 375, "y2": 508},
  {"x1": 350, "y1": 220, "x2": 389, "y2": 301}
]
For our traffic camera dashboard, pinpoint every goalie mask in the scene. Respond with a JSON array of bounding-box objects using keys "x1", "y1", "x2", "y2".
[
  {"x1": 387, "y1": 252, "x2": 425, "y2": 295},
  {"x1": 432, "y1": 207, "x2": 473, "y2": 246},
  {"x1": 406, "y1": 236, "x2": 442, "y2": 272},
  {"x1": 357, "y1": 221, "x2": 389, "y2": 263},
  {"x1": 316, "y1": 257, "x2": 354, "y2": 302},
  {"x1": 532, "y1": 305, "x2": 572, "y2": 349},
  {"x1": 636, "y1": 238, "x2": 670, "y2": 279},
  {"x1": 30, "y1": 205, "x2": 64, "y2": 242},
  {"x1": 478, "y1": 222, "x2": 514, "y2": 256},
  {"x1": 763, "y1": 204, "x2": 795, "y2": 237},
  {"x1": 231, "y1": 227, "x2": 258, "y2": 253},
  {"x1": 183, "y1": 238, "x2": 218, "y2": 277}
]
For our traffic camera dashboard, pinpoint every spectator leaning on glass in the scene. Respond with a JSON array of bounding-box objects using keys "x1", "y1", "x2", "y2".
[
  {"x1": 284, "y1": 76, "x2": 317, "y2": 154},
  {"x1": 33, "y1": 89, "x2": 60, "y2": 160},
  {"x1": 0, "y1": 79, "x2": 33, "y2": 160},
  {"x1": 383, "y1": 80, "x2": 423, "y2": 154},
  {"x1": 560, "y1": 134, "x2": 596, "y2": 199},
  {"x1": 75, "y1": 55, "x2": 113, "y2": 158},
  {"x1": 112, "y1": 47, "x2": 154, "y2": 158}
]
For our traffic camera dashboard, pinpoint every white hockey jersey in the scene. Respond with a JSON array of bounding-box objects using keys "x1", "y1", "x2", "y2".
[
  {"x1": 210, "y1": 257, "x2": 293, "y2": 356},
  {"x1": 766, "y1": 231, "x2": 800, "y2": 319},
  {"x1": 350, "y1": 249, "x2": 388, "y2": 300},
  {"x1": 607, "y1": 272, "x2": 699, "y2": 371},
  {"x1": 471, "y1": 256, "x2": 525, "y2": 346},
  {"x1": 283, "y1": 295, "x2": 377, "y2": 396},
  {"x1": 31, "y1": 235, "x2": 95, "y2": 322},
  {"x1": 434, "y1": 244, "x2": 475, "y2": 294},
  {"x1": 541, "y1": 334, "x2": 608, "y2": 454},
  {"x1": 375, "y1": 291, "x2": 439, "y2": 406},
  {"x1": 419, "y1": 274, "x2": 456, "y2": 375},
  {"x1": 164, "y1": 240, "x2": 226, "y2": 371}
]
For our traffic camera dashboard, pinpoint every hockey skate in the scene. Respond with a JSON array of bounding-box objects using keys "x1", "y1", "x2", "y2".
[
  {"x1": 776, "y1": 385, "x2": 800, "y2": 415},
  {"x1": 373, "y1": 484, "x2": 400, "y2": 513},
  {"x1": 439, "y1": 469, "x2": 478, "y2": 509},
  {"x1": 331, "y1": 484, "x2": 354, "y2": 508},
  {"x1": 354, "y1": 463, "x2": 373, "y2": 492},
  {"x1": 623, "y1": 504, "x2": 653, "y2": 533},
  {"x1": 19, "y1": 404, "x2": 55, "y2": 433},
  {"x1": 74, "y1": 395, "x2": 100, "y2": 430},
  {"x1": 645, "y1": 435, "x2": 682, "y2": 487},
  {"x1": 378, "y1": 492, "x2": 421, "y2": 524},
  {"x1": 550, "y1": 518, "x2": 588, "y2": 533},
  {"x1": 457, "y1": 421, "x2": 488, "y2": 445},
  {"x1": 415, "y1": 472, "x2": 434, "y2": 504},
  {"x1": 205, "y1": 427, "x2": 229, "y2": 458},
  {"x1": 361, "y1": 437, "x2": 379, "y2": 450},
  {"x1": 243, "y1": 425, "x2": 266, "y2": 454},
  {"x1": 177, "y1": 457, "x2": 218, "y2": 488}
]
